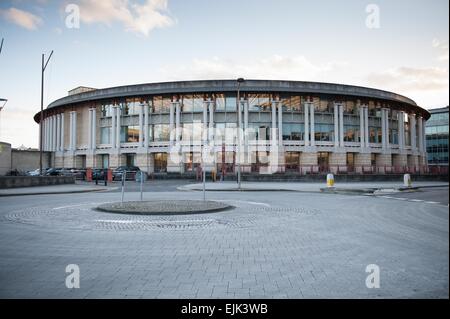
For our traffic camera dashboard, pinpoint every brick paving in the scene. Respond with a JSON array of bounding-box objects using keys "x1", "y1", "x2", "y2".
[{"x1": 0, "y1": 189, "x2": 448, "y2": 298}]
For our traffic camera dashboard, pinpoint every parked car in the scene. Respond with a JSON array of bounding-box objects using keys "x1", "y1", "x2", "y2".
[
  {"x1": 57, "y1": 168, "x2": 76, "y2": 177},
  {"x1": 112, "y1": 166, "x2": 140, "y2": 181},
  {"x1": 72, "y1": 169, "x2": 86, "y2": 180},
  {"x1": 45, "y1": 168, "x2": 59, "y2": 176},
  {"x1": 26, "y1": 168, "x2": 42, "y2": 176},
  {"x1": 92, "y1": 168, "x2": 107, "y2": 180}
]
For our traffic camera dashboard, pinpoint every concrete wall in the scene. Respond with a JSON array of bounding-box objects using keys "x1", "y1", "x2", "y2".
[
  {"x1": 0, "y1": 142, "x2": 51, "y2": 175},
  {"x1": 12, "y1": 149, "x2": 51, "y2": 172},
  {"x1": 0, "y1": 176, "x2": 75, "y2": 189},
  {"x1": 0, "y1": 142, "x2": 12, "y2": 175}
]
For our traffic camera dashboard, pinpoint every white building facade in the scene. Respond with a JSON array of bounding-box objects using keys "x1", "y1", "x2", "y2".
[{"x1": 35, "y1": 80, "x2": 430, "y2": 175}]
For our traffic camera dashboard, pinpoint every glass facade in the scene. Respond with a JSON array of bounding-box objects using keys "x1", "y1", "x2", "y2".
[{"x1": 426, "y1": 107, "x2": 449, "y2": 165}]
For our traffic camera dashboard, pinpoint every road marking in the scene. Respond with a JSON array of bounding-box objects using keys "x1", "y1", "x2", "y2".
[
  {"x1": 425, "y1": 201, "x2": 440, "y2": 204},
  {"x1": 216, "y1": 200, "x2": 271, "y2": 207},
  {"x1": 53, "y1": 202, "x2": 113, "y2": 210}
]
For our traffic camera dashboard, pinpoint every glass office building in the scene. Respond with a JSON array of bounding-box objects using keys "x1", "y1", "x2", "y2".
[{"x1": 426, "y1": 106, "x2": 449, "y2": 166}]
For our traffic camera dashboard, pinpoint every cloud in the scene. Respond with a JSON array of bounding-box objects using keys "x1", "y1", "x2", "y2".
[
  {"x1": 75, "y1": 0, "x2": 175, "y2": 36},
  {"x1": 158, "y1": 55, "x2": 348, "y2": 82},
  {"x1": 0, "y1": 7, "x2": 43, "y2": 30},
  {"x1": 367, "y1": 66, "x2": 449, "y2": 92},
  {"x1": 432, "y1": 38, "x2": 449, "y2": 62}
]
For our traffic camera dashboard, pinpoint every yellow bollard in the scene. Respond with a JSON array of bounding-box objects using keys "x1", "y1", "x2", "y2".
[
  {"x1": 327, "y1": 173, "x2": 335, "y2": 188},
  {"x1": 403, "y1": 174, "x2": 412, "y2": 187}
]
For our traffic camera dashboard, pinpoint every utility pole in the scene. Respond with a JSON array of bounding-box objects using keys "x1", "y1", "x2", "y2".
[
  {"x1": 39, "y1": 51, "x2": 54, "y2": 175},
  {"x1": 0, "y1": 38, "x2": 4, "y2": 55}
]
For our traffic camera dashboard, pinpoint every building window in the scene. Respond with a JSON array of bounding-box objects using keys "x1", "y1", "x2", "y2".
[
  {"x1": 100, "y1": 127, "x2": 111, "y2": 144},
  {"x1": 225, "y1": 94, "x2": 236, "y2": 112},
  {"x1": 314, "y1": 124, "x2": 334, "y2": 141},
  {"x1": 120, "y1": 126, "x2": 139, "y2": 143},
  {"x1": 101, "y1": 104, "x2": 113, "y2": 117},
  {"x1": 101, "y1": 154, "x2": 109, "y2": 168},
  {"x1": 124, "y1": 99, "x2": 140, "y2": 115},
  {"x1": 154, "y1": 153, "x2": 168, "y2": 172},
  {"x1": 215, "y1": 94, "x2": 225, "y2": 111},
  {"x1": 369, "y1": 127, "x2": 382, "y2": 143},
  {"x1": 344, "y1": 125, "x2": 359, "y2": 142},
  {"x1": 153, "y1": 124, "x2": 170, "y2": 141},
  {"x1": 282, "y1": 123, "x2": 304, "y2": 140}
]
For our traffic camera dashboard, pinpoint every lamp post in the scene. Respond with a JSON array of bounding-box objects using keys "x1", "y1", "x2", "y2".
[
  {"x1": 39, "y1": 51, "x2": 53, "y2": 176},
  {"x1": 236, "y1": 78, "x2": 245, "y2": 189}
]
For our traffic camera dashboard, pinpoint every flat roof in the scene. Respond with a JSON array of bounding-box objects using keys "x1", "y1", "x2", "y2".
[{"x1": 34, "y1": 79, "x2": 431, "y2": 122}]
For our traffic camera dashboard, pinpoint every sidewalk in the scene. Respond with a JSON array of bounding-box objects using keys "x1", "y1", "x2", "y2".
[
  {"x1": 0, "y1": 183, "x2": 117, "y2": 197},
  {"x1": 178, "y1": 181, "x2": 449, "y2": 194}
]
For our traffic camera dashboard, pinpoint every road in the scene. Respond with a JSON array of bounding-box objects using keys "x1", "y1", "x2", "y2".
[
  {"x1": 376, "y1": 187, "x2": 449, "y2": 206},
  {"x1": 0, "y1": 183, "x2": 448, "y2": 298}
]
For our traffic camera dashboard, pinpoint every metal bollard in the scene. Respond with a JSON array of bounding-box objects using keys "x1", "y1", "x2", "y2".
[
  {"x1": 121, "y1": 171, "x2": 125, "y2": 203},
  {"x1": 104, "y1": 169, "x2": 107, "y2": 186},
  {"x1": 326, "y1": 173, "x2": 335, "y2": 188},
  {"x1": 203, "y1": 169, "x2": 206, "y2": 201},
  {"x1": 403, "y1": 174, "x2": 412, "y2": 187},
  {"x1": 140, "y1": 171, "x2": 144, "y2": 201}
]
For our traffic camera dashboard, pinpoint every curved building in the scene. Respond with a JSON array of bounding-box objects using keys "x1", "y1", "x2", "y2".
[{"x1": 34, "y1": 80, "x2": 430, "y2": 175}]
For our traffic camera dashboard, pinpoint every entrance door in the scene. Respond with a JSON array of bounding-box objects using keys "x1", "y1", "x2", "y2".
[{"x1": 317, "y1": 152, "x2": 329, "y2": 173}]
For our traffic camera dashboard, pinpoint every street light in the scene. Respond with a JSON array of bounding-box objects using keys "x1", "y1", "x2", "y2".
[
  {"x1": 39, "y1": 51, "x2": 54, "y2": 176},
  {"x1": 236, "y1": 78, "x2": 245, "y2": 189}
]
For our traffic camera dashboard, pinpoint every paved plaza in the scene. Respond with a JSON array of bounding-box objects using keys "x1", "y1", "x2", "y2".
[{"x1": 0, "y1": 182, "x2": 448, "y2": 298}]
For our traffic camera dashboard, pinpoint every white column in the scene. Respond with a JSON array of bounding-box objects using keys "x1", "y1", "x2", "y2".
[
  {"x1": 88, "y1": 109, "x2": 93, "y2": 150},
  {"x1": 278, "y1": 100, "x2": 283, "y2": 142},
  {"x1": 421, "y1": 117, "x2": 427, "y2": 154},
  {"x1": 381, "y1": 109, "x2": 386, "y2": 149},
  {"x1": 208, "y1": 99, "x2": 214, "y2": 142},
  {"x1": 116, "y1": 105, "x2": 121, "y2": 148},
  {"x1": 50, "y1": 116, "x2": 53, "y2": 151},
  {"x1": 48, "y1": 116, "x2": 52, "y2": 151},
  {"x1": 417, "y1": 116, "x2": 423, "y2": 152},
  {"x1": 92, "y1": 108, "x2": 96, "y2": 150},
  {"x1": 339, "y1": 104, "x2": 344, "y2": 147},
  {"x1": 243, "y1": 99, "x2": 248, "y2": 134},
  {"x1": 398, "y1": 111, "x2": 405, "y2": 150},
  {"x1": 54, "y1": 115, "x2": 58, "y2": 151},
  {"x1": 203, "y1": 100, "x2": 208, "y2": 143},
  {"x1": 51, "y1": 115, "x2": 56, "y2": 151},
  {"x1": 364, "y1": 107, "x2": 369, "y2": 148},
  {"x1": 169, "y1": 102, "x2": 175, "y2": 145},
  {"x1": 385, "y1": 109, "x2": 390, "y2": 149},
  {"x1": 60, "y1": 113, "x2": 65, "y2": 152},
  {"x1": 304, "y1": 102, "x2": 309, "y2": 146},
  {"x1": 70, "y1": 111, "x2": 77, "y2": 151},
  {"x1": 57, "y1": 114, "x2": 62, "y2": 151},
  {"x1": 68, "y1": 113, "x2": 73, "y2": 151},
  {"x1": 175, "y1": 101, "x2": 181, "y2": 143},
  {"x1": 359, "y1": 105, "x2": 364, "y2": 148},
  {"x1": 334, "y1": 103, "x2": 339, "y2": 148},
  {"x1": 309, "y1": 103, "x2": 315, "y2": 147},
  {"x1": 410, "y1": 114, "x2": 416, "y2": 151},
  {"x1": 138, "y1": 103, "x2": 144, "y2": 147},
  {"x1": 111, "y1": 106, "x2": 117, "y2": 148},
  {"x1": 271, "y1": 100, "x2": 277, "y2": 142},
  {"x1": 144, "y1": 102, "x2": 149, "y2": 148}
]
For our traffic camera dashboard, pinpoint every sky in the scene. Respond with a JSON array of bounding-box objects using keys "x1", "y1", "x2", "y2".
[{"x1": 0, "y1": 0, "x2": 448, "y2": 148}]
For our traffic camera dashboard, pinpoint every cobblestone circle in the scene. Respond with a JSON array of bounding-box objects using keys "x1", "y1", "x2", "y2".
[{"x1": 96, "y1": 200, "x2": 233, "y2": 215}]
